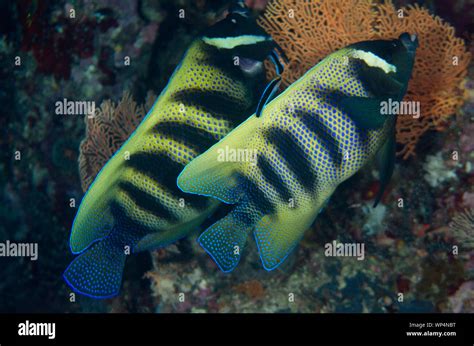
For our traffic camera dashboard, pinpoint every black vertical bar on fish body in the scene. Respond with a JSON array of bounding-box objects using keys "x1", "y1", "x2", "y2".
[
  {"x1": 117, "y1": 181, "x2": 180, "y2": 222},
  {"x1": 257, "y1": 155, "x2": 293, "y2": 202},
  {"x1": 294, "y1": 108, "x2": 344, "y2": 167},
  {"x1": 235, "y1": 173, "x2": 277, "y2": 216},
  {"x1": 263, "y1": 127, "x2": 316, "y2": 192}
]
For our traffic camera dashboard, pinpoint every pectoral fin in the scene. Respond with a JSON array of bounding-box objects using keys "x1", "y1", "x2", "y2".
[
  {"x1": 340, "y1": 96, "x2": 389, "y2": 129},
  {"x1": 358, "y1": 63, "x2": 403, "y2": 98},
  {"x1": 373, "y1": 129, "x2": 396, "y2": 207}
]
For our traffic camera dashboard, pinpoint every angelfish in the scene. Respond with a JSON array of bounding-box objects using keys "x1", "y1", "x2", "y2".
[
  {"x1": 64, "y1": 0, "x2": 285, "y2": 298},
  {"x1": 177, "y1": 33, "x2": 418, "y2": 271}
]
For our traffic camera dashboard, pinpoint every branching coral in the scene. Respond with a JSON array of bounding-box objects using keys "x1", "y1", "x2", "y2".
[
  {"x1": 78, "y1": 91, "x2": 155, "y2": 192},
  {"x1": 258, "y1": 0, "x2": 471, "y2": 158},
  {"x1": 449, "y1": 209, "x2": 474, "y2": 249}
]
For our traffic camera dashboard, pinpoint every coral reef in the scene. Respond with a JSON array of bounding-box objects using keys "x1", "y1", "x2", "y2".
[
  {"x1": 234, "y1": 280, "x2": 266, "y2": 300},
  {"x1": 78, "y1": 91, "x2": 155, "y2": 192},
  {"x1": 18, "y1": 1, "x2": 118, "y2": 80},
  {"x1": 362, "y1": 203, "x2": 387, "y2": 235},
  {"x1": 448, "y1": 281, "x2": 474, "y2": 313},
  {"x1": 423, "y1": 153, "x2": 458, "y2": 187},
  {"x1": 258, "y1": 0, "x2": 471, "y2": 158}
]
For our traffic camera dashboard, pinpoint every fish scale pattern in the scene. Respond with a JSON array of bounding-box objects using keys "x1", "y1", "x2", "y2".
[{"x1": 242, "y1": 50, "x2": 390, "y2": 209}]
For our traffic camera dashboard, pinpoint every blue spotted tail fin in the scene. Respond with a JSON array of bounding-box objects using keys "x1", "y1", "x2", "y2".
[{"x1": 63, "y1": 230, "x2": 129, "y2": 299}]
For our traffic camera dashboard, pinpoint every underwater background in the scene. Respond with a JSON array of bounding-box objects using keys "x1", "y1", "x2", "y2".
[{"x1": 0, "y1": 0, "x2": 473, "y2": 313}]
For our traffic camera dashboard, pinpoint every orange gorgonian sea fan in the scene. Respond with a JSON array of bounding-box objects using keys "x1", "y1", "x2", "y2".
[
  {"x1": 258, "y1": 0, "x2": 471, "y2": 158},
  {"x1": 78, "y1": 91, "x2": 155, "y2": 192}
]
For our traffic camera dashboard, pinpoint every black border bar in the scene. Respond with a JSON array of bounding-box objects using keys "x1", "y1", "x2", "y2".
[{"x1": 0, "y1": 313, "x2": 472, "y2": 345}]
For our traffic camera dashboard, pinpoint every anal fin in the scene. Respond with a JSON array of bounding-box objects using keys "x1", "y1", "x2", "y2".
[
  {"x1": 253, "y1": 202, "x2": 323, "y2": 270},
  {"x1": 198, "y1": 207, "x2": 252, "y2": 272}
]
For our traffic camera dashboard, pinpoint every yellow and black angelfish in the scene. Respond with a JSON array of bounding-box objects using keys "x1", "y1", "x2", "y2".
[
  {"x1": 178, "y1": 33, "x2": 418, "y2": 272},
  {"x1": 64, "y1": 1, "x2": 285, "y2": 298}
]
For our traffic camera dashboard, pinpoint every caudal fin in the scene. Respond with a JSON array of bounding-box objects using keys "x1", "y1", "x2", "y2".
[{"x1": 63, "y1": 231, "x2": 128, "y2": 299}]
